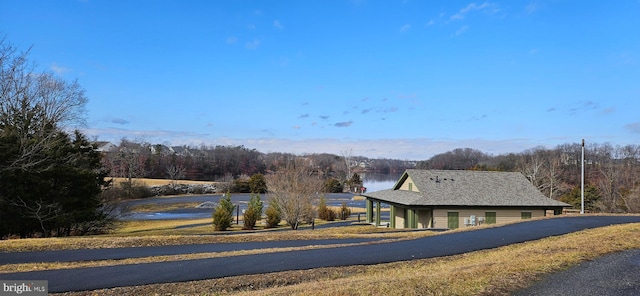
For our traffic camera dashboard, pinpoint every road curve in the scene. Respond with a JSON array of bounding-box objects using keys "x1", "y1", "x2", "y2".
[{"x1": 1, "y1": 216, "x2": 638, "y2": 293}]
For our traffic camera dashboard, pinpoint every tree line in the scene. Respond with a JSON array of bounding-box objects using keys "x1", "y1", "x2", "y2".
[{"x1": 100, "y1": 140, "x2": 415, "y2": 189}]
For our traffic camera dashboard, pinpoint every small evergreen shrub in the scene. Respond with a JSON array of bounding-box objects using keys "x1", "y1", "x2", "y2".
[
  {"x1": 339, "y1": 201, "x2": 351, "y2": 220},
  {"x1": 265, "y1": 203, "x2": 281, "y2": 228},
  {"x1": 243, "y1": 194, "x2": 263, "y2": 230},
  {"x1": 317, "y1": 196, "x2": 337, "y2": 221},
  {"x1": 212, "y1": 193, "x2": 235, "y2": 231}
]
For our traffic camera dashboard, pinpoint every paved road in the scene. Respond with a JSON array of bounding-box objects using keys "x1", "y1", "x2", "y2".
[
  {"x1": 515, "y1": 249, "x2": 640, "y2": 296},
  {"x1": 1, "y1": 216, "x2": 638, "y2": 293}
]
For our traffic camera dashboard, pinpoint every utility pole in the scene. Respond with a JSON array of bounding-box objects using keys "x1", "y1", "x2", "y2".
[{"x1": 581, "y1": 139, "x2": 585, "y2": 214}]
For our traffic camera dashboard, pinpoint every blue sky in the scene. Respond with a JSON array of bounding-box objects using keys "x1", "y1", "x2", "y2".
[{"x1": 2, "y1": 1, "x2": 639, "y2": 160}]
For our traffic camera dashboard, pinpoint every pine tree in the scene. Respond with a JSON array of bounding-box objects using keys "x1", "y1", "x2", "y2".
[{"x1": 212, "y1": 192, "x2": 235, "y2": 231}]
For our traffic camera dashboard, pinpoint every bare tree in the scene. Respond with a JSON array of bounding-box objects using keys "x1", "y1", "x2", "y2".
[
  {"x1": 166, "y1": 155, "x2": 186, "y2": 185},
  {"x1": 265, "y1": 158, "x2": 323, "y2": 230},
  {"x1": 340, "y1": 148, "x2": 353, "y2": 184},
  {"x1": 0, "y1": 37, "x2": 87, "y2": 173}
]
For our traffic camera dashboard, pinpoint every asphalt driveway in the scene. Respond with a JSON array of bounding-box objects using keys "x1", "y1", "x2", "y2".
[
  {"x1": 1, "y1": 215, "x2": 638, "y2": 293},
  {"x1": 515, "y1": 249, "x2": 640, "y2": 296}
]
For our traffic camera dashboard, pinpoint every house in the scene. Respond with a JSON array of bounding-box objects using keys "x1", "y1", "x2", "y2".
[
  {"x1": 362, "y1": 169, "x2": 570, "y2": 229},
  {"x1": 94, "y1": 141, "x2": 117, "y2": 153}
]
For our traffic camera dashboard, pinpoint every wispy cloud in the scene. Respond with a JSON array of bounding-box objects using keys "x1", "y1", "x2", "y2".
[
  {"x1": 400, "y1": 24, "x2": 411, "y2": 32},
  {"x1": 450, "y1": 2, "x2": 499, "y2": 21},
  {"x1": 625, "y1": 122, "x2": 640, "y2": 134},
  {"x1": 319, "y1": 115, "x2": 330, "y2": 120},
  {"x1": 226, "y1": 36, "x2": 237, "y2": 44},
  {"x1": 525, "y1": 2, "x2": 539, "y2": 14},
  {"x1": 50, "y1": 63, "x2": 70, "y2": 74},
  {"x1": 299, "y1": 114, "x2": 310, "y2": 119},
  {"x1": 273, "y1": 20, "x2": 284, "y2": 30},
  {"x1": 111, "y1": 118, "x2": 129, "y2": 125},
  {"x1": 453, "y1": 25, "x2": 469, "y2": 36},
  {"x1": 334, "y1": 121, "x2": 353, "y2": 127},
  {"x1": 245, "y1": 39, "x2": 261, "y2": 49}
]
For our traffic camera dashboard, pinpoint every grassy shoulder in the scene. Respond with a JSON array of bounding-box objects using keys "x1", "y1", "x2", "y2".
[
  {"x1": 0, "y1": 218, "x2": 421, "y2": 252},
  {"x1": 50, "y1": 222, "x2": 640, "y2": 296}
]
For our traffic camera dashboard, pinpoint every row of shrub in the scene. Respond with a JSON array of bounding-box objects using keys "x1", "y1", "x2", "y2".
[
  {"x1": 317, "y1": 196, "x2": 352, "y2": 221},
  {"x1": 212, "y1": 194, "x2": 352, "y2": 231}
]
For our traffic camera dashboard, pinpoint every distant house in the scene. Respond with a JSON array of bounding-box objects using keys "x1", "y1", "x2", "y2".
[
  {"x1": 362, "y1": 169, "x2": 570, "y2": 229},
  {"x1": 170, "y1": 146, "x2": 192, "y2": 157},
  {"x1": 94, "y1": 141, "x2": 117, "y2": 153}
]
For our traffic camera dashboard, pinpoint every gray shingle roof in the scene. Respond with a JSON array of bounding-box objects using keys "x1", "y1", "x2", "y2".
[{"x1": 364, "y1": 169, "x2": 570, "y2": 207}]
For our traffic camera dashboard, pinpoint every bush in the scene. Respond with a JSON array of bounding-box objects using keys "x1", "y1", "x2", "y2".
[
  {"x1": 317, "y1": 196, "x2": 336, "y2": 221},
  {"x1": 265, "y1": 203, "x2": 281, "y2": 228},
  {"x1": 249, "y1": 174, "x2": 268, "y2": 193},
  {"x1": 119, "y1": 180, "x2": 154, "y2": 199},
  {"x1": 324, "y1": 178, "x2": 343, "y2": 193},
  {"x1": 243, "y1": 194, "x2": 263, "y2": 230},
  {"x1": 212, "y1": 193, "x2": 235, "y2": 231},
  {"x1": 242, "y1": 207, "x2": 257, "y2": 230},
  {"x1": 338, "y1": 201, "x2": 351, "y2": 220},
  {"x1": 231, "y1": 179, "x2": 251, "y2": 193}
]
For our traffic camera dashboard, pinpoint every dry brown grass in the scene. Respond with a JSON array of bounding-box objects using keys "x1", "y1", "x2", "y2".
[
  {"x1": 50, "y1": 223, "x2": 639, "y2": 296},
  {"x1": 0, "y1": 222, "x2": 417, "y2": 253}
]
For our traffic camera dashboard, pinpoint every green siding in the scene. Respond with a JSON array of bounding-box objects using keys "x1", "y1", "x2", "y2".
[{"x1": 521, "y1": 212, "x2": 532, "y2": 219}]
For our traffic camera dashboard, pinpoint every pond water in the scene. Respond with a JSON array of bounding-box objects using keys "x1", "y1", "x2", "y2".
[{"x1": 361, "y1": 172, "x2": 402, "y2": 193}]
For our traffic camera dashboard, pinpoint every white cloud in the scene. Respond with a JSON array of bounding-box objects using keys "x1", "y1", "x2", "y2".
[
  {"x1": 453, "y1": 25, "x2": 469, "y2": 36},
  {"x1": 450, "y1": 2, "x2": 498, "y2": 21},
  {"x1": 245, "y1": 39, "x2": 261, "y2": 49},
  {"x1": 226, "y1": 36, "x2": 238, "y2": 44},
  {"x1": 400, "y1": 24, "x2": 411, "y2": 32},
  {"x1": 50, "y1": 63, "x2": 70, "y2": 74},
  {"x1": 273, "y1": 20, "x2": 283, "y2": 30},
  {"x1": 526, "y1": 2, "x2": 539, "y2": 14},
  {"x1": 83, "y1": 125, "x2": 579, "y2": 160}
]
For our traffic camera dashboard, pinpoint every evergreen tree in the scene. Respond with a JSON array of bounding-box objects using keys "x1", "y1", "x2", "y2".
[
  {"x1": 264, "y1": 202, "x2": 282, "y2": 228},
  {"x1": 243, "y1": 193, "x2": 263, "y2": 230},
  {"x1": 212, "y1": 192, "x2": 235, "y2": 231}
]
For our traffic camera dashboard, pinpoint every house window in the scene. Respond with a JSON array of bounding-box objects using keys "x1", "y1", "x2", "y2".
[
  {"x1": 408, "y1": 182, "x2": 413, "y2": 191},
  {"x1": 521, "y1": 212, "x2": 532, "y2": 219},
  {"x1": 485, "y1": 212, "x2": 496, "y2": 224}
]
